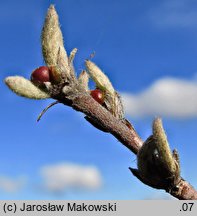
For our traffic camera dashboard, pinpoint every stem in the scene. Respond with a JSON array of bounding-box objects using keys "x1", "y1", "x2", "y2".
[
  {"x1": 57, "y1": 90, "x2": 197, "y2": 200},
  {"x1": 61, "y1": 92, "x2": 143, "y2": 154}
]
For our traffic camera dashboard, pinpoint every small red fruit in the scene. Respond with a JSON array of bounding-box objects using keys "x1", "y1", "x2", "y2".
[
  {"x1": 90, "y1": 89, "x2": 105, "y2": 104},
  {"x1": 31, "y1": 66, "x2": 50, "y2": 85}
]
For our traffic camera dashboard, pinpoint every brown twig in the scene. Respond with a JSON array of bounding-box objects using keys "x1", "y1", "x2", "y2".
[
  {"x1": 60, "y1": 91, "x2": 143, "y2": 154},
  {"x1": 57, "y1": 85, "x2": 197, "y2": 200}
]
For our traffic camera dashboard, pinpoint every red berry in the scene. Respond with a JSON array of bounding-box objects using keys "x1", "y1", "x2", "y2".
[
  {"x1": 31, "y1": 66, "x2": 50, "y2": 85},
  {"x1": 90, "y1": 89, "x2": 105, "y2": 104}
]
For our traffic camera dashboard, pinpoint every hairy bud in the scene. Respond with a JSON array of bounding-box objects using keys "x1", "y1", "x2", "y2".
[{"x1": 5, "y1": 76, "x2": 50, "y2": 99}]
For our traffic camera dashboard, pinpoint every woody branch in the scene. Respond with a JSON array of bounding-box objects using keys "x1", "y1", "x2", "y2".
[{"x1": 4, "y1": 5, "x2": 197, "y2": 200}]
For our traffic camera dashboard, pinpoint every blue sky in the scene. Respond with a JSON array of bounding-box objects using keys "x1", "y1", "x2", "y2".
[{"x1": 1, "y1": 0, "x2": 197, "y2": 199}]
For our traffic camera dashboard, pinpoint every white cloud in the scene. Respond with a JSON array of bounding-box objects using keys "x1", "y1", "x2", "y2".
[
  {"x1": 122, "y1": 77, "x2": 197, "y2": 118},
  {"x1": 40, "y1": 163, "x2": 102, "y2": 193},
  {"x1": 0, "y1": 175, "x2": 26, "y2": 193},
  {"x1": 149, "y1": 0, "x2": 197, "y2": 28}
]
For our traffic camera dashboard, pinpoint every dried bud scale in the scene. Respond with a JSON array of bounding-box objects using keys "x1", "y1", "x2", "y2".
[
  {"x1": 69, "y1": 48, "x2": 78, "y2": 65},
  {"x1": 78, "y1": 70, "x2": 89, "y2": 91},
  {"x1": 49, "y1": 66, "x2": 62, "y2": 84}
]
